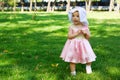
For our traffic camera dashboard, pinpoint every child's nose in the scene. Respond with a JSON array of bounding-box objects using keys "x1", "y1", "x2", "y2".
[{"x1": 74, "y1": 17, "x2": 77, "y2": 20}]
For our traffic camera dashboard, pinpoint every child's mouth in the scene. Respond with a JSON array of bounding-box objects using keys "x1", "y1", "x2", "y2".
[{"x1": 74, "y1": 21, "x2": 78, "y2": 23}]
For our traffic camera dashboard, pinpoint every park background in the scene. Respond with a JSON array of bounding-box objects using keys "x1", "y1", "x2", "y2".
[{"x1": 0, "y1": 0, "x2": 120, "y2": 80}]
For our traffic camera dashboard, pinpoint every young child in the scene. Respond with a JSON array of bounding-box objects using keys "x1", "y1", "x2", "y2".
[{"x1": 60, "y1": 7, "x2": 96, "y2": 75}]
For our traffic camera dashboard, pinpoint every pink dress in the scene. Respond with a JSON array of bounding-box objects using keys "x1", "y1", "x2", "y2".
[{"x1": 60, "y1": 25, "x2": 96, "y2": 64}]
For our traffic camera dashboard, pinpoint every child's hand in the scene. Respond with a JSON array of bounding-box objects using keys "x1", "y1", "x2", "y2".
[
  {"x1": 81, "y1": 30, "x2": 86, "y2": 34},
  {"x1": 81, "y1": 29, "x2": 90, "y2": 39},
  {"x1": 83, "y1": 30, "x2": 90, "y2": 39},
  {"x1": 77, "y1": 30, "x2": 82, "y2": 35}
]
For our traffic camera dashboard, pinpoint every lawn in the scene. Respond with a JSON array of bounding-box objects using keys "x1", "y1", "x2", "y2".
[{"x1": 0, "y1": 11, "x2": 120, "y2": 80}]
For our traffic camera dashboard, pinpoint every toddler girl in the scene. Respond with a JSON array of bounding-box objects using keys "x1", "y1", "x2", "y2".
[{"x1": 60, "y1": 7, "x2": 96, "y2": 75}]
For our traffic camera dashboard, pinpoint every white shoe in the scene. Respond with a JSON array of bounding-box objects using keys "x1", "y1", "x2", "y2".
[
  {"x1": 86, "y1": 65, "x2": 92, "y2": 74},
  {"x1": 71, "y1": 71, "x2": 76, "y2": 76}
]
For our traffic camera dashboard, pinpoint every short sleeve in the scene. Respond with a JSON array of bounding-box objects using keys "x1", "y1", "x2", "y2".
[
  {"x1": 68, "y1": 26, "x2": 73, "y2": 35},
  {"x1": 82, "y1": 26, "x2": 90, "y2": 36}
]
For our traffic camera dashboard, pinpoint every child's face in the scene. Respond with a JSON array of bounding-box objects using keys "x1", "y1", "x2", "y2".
[{"x1": 72, "y1": 11, "x2": 81, "y2": 25}]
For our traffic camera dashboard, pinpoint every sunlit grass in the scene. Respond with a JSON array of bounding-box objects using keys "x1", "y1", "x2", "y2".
[{"x1": 0, "y1": 12, "x2": 120, "y2": 80}]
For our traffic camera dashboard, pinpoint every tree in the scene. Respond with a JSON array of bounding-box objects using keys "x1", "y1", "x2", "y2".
[
  {"x1": 29, "y1": 0, "x2": 33, "y2": 12},
  {"x1": 0, "y1": 0, "x2": 4, "y2": 12},
  {"x1": 6, "y1": 0, "x2": 16, "y2": 11},
  {"x1": 47, "y1": 0, "x2": 51, "y2": 12},
  {"x1": 13, "y1": 0, "x2": 16, "y2": 11},
  {"x1": 0, "y1": 0, "x2": 15, "y2": 11},
  {"x1": 109, "y1": 0, "x2": 114, "y2": 12},
  {"x1": 34, "y1": 0, "x2": 37, "y2": 11},
  {"x1": 116, "y1": 0, "x2": 120, "y2": 13},
  {"x1": 66, "y1": 0, "x2": 70, "y2": 12},
  {"x1": 85, "y1": 0, "x2": 92, "y2": 12},
  {"x1": 85, "y1": 0, "x2": 100, "y2": 12},
  {"x1": 51, "y1": 0, "x2": 56, "y2": 12},
  {"x1": 21, "y1": 0, "x2": 25, "y2": 12},
  {"x1": 65, "y1": 0, "x2": 92, "y2": 12}
]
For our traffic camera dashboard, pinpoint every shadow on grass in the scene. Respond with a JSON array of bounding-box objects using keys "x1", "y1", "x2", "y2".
[{"x1": 0, "y1": 13, "x2": 120, "y2": 80}]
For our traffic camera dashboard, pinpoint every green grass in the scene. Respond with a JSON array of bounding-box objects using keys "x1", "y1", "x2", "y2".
[{"x1": 0, "y1": 12, "x2": 120, "y2": 80}]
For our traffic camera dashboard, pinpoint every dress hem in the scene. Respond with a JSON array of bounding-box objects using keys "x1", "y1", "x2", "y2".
[{"x1": 60, "y1": 57, "x2": 96, "y2": 64}]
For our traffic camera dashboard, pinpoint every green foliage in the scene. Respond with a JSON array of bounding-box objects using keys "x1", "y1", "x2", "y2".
[
  {"x1": 37, "y1": 0, "x2": 42, "y2": 2},
  {"x1": 0, "y1": 0, "x2": 14, "y2": 7},
  {"x1": 0, "y1": 0, "x2": 8, "y2": 2},
  {"x1": 0, "y1": 12, "x2": 120, "y2": 80},
  {"x1": 116, "y1": 0, "x2": 120, "y2": 4},
  {"x1": 79, "y1": 0, "x2": 100, "y2": 1},
  {"x1": 7, "y1": 0, "x2": 14, "y2": 7}
]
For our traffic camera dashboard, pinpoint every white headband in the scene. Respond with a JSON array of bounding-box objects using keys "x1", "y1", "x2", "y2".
[{"x1": 68, "y1": 7, "x2": 89, "y2": 26}]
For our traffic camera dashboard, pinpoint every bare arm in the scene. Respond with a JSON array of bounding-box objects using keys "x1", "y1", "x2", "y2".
[{"x1": 84, "y1": 33, "x2": 90, "y2": 40}]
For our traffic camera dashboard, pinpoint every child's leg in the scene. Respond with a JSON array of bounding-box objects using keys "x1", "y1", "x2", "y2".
[
  {"x1": 70, "y1": 62, "x2": 76, "y2": 75},
  {"x1": 86, "y1": 62, "x2": 92, "y2": 74}
]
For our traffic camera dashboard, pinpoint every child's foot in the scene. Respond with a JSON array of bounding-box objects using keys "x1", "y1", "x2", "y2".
[
  {"x1": 86, "y1": 65, "x2": 92, "y2": 74},
  {"x1": 71, "y1": 71, "x2": 76, "y2": 76}
]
